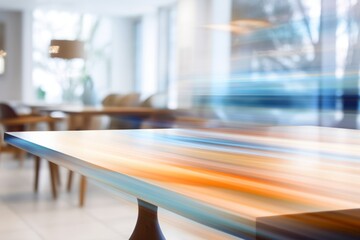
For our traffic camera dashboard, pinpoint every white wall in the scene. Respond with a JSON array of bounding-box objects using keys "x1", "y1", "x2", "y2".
[
  {"x1": 138, "y1": 12, "x2": 158, "y2": 99},
  {"x1": 110, "y1": 17, "x2": 136, "y2": 94},
  {"x1": 21, "y1": 10, "x2": 34, "y2": 102},
  {"x1": 0, "y1": 10, "x2": 23, "y2": 102}
]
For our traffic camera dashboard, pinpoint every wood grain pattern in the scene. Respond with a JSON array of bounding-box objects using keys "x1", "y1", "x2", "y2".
[{"x1": 4, "y1": 127, "x2": 360, "y2": 239}]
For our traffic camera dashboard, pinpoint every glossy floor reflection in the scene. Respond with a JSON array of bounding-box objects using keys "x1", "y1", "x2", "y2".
[{"x1": 0, "y1": 153, "x2": 238, "y2": 240}]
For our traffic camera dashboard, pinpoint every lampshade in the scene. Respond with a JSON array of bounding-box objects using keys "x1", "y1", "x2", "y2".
[{"x1": 49, "y1": 39, "x2": 85, "y2": 59}]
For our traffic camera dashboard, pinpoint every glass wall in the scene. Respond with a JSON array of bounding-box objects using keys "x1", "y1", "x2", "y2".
[{"x1": 176, "y1": 0, "x2": 360, "y2": 128}]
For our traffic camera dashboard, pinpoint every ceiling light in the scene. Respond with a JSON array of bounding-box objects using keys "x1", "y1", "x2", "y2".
[{"x1": 204, "y1": 19, "x2": 270, "y2": 35}]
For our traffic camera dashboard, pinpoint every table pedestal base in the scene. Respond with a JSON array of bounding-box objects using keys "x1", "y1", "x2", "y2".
[{"x1": 129, "y1": 199, "x2": 166, "y2": 240}]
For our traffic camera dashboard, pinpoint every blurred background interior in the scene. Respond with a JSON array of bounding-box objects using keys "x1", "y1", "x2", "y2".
[
  {"x1": 0, "y1": 0, "x2": 360, "y2": 239},
  {"x1": 1, "y1": 0, "x2": 359, "y2": 129}
]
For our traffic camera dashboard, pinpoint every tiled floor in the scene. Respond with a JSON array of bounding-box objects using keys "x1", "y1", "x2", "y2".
[{"x1": 0, "y1": 153, "x2": 239, "y2": 240}]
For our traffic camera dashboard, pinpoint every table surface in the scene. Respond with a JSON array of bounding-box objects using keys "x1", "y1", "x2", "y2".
[{"x1": 5, "y1": 126, "x2": 360, "y2": 238}]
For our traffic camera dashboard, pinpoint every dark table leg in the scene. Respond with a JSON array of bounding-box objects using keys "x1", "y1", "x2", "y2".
[{"x1": 129, "y1": 199, "x2": 166, "y2": 240}]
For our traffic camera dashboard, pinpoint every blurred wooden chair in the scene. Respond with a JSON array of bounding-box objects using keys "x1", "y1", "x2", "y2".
[
  {"x1": 0, "y1": 102, "x2": 60, "y2": 199},
  {"x1": 140, "y1": 92, "x2": 175, "y2": 129},
  {"x1": 140, "y1": 92, "x2": 168, "y2": 109},
  {"x1": 102, "y1": 92, "x2": 142, "y2": 129}
]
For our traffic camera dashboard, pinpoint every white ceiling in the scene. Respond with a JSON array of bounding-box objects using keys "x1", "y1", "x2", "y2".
[{"x1": 0, "y1": 0, "x2": 176, "y2": 16}]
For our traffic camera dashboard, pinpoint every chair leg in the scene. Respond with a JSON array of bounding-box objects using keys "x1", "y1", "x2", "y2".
[
  {"x1": 67, "y1": 171, "x2": 73, "y2": 192},
  {"x1": 34, "y1": 156, "x2": 41, "y2": 192},
  {"x1": 79, "y1": 175, "x2": 87, "y2": 207},
  {"x1": 54, "y1": 165, "x2": 61, "y2": 186},
  {"x1": 48, "y1": 162, "x2": 58, "y2": 199},
  {"x1": 48, "y1": 121, "x2": 56, "y2": 131}
]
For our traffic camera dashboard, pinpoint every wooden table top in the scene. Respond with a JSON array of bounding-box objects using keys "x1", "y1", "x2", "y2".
[{"x1": 5, "y1": 126, "x2": 360, "y2": 238}]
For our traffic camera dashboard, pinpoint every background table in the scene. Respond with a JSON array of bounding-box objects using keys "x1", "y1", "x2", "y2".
[
  {"x1": 5, "y1": 127, "x2": 360, "y2": 239},
  {"x1": 29, "y1": 105, "x2": 170, "y2": 130}
]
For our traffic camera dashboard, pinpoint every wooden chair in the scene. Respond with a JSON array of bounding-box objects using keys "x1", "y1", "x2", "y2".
[
  {"x1": 0, "y1": 103, "x2": 60, "y2": 199},
  {"x1": 140, "y1": 93, "x2": 175, "y2": 129},
  {"x1": 103, "y1": 92, "x2": 142, "y2": 129}
]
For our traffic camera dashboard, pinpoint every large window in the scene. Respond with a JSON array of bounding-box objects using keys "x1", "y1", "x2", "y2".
[
  {"x1": 32, "y1": 9, "x2": 113, "y2": 103},
  {"x1": 176, "y1": 0, "x2": 360, "y2": 128}
]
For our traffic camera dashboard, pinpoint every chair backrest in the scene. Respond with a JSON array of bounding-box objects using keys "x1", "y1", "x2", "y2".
[
  {"x1": 141, "y1": 93, "x2": 168, "y2": 108},
  {"x1": 102, "y1": 93, "x2": 141, "y2": 107},
  {"x1": 0, "y1": 103, "x2": 24, "y2": 131},
  {"x1": 100, "y1": 93, "x2": 142, "y2": 129},
  {"x1": 102, "y1": 94, "x2": 122, "y2": 106},
  {"x1": 117, "y1": 93, "x2": 141, "y2": 107},
  {"x1": 0, "y1": 103, "x2": 18, "y2": 119}
]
